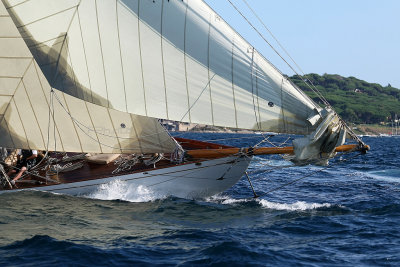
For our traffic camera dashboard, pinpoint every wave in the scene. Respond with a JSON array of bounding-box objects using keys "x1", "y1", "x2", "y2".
[
  {"x1": 86, "y1": 180, "x2": 334, "y2": 212},
  {"x1": 87, "y1": 180, "x2": 165, "y2": 202},
  {"x1": 206, "y1": 195, "x2": 331, "y2": 211},
  {"x1": 250, "y1": 156, "x2": 294, "y2": 168},
  {"x1": 367, "y1": 169, "x2": 400, "y2": 183},
  {"x1": 258, "y1": 199, "x2": 331, "y2": 211},
  {"x1": 0, "y1": 235, "x2": 152, "y2": 266}
]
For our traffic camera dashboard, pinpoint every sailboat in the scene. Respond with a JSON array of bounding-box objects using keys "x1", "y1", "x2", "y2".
[{"x1": 0, "y1": 0, "x2": 367, "y2": 198}]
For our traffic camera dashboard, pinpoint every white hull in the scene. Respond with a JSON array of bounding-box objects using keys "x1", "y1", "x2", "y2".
[{"x1": 4, "y1": 156, "x2": 252, "y2": 199}]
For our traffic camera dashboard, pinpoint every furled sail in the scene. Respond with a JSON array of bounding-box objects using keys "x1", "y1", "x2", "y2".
[
  {"x1": 0, "y1": 3, "x2": 177, "y2": 154},
  {"x1": 3, "y1": 0, "x2": 323, "y2": 134}
]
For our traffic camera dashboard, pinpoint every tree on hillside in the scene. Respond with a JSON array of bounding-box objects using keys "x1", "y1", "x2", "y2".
[{"x1": 289, "y1": 74, "x2": 400, "y2": 124}]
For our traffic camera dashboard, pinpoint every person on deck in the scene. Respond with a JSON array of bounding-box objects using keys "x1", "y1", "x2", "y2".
[{"x1": 7, "y1": 149, "x2": 38, "y2": 185}]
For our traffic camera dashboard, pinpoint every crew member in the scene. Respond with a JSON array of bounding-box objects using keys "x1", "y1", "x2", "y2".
[{"x1": 8, "y1": 149, "x2": 38, "y2": 185}]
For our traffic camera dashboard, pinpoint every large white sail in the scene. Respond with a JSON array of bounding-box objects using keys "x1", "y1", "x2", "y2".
[
  {"x1": 3, "y1": 0, "x2": 322, "y2": 134},
  {"x1": 0, "y1": 4, "x2": 177, "y2": 154}
]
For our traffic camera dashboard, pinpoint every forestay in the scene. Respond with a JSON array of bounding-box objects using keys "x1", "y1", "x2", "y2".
[
  {"x1": 0, "y1": 3, "x2": 177, "y2": 154},
  {"x1": 3, "y1": 0, "x2": 322, "y2": 134}
]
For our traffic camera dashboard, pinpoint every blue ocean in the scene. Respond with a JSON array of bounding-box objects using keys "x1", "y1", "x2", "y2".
[{"x1": 0, "y1": 133, "x2": 399, "y2": 266}]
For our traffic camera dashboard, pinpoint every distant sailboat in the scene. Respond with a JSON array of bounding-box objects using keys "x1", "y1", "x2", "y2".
[{"x1": 0, "y1": 0, "x2": 367, "y2": 198}]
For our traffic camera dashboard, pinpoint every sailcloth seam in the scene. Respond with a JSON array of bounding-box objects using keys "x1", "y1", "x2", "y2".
[
  {"x1": 160, "y1": 0, "x2": 169, "y2": 119},
  {"x1": 94, "y1": 0, "x2": 110, "y2": 108},
  {"x1": 76, "y1": 7, "x2": 94, "y2": 103},
  {"x1": 21, "y1": 78, "x2": 46, "y2": 148},
  {"x1": 183, "y1": 0, "x2": 191, "y2": 122},
  {"x1": 115, "y1": 1, "x2": 128, "y2": 112}
]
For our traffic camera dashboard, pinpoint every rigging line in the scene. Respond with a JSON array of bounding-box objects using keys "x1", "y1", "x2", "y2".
[
  {"x1": 242, "y1": 0, "x2": 329, "y2": 110},
  {"x1": 116, "y1": 159, "x2": 248, "y2": 185},
  {"x1": 0, "y1": 164, "x2": 12, "y2": 189},
  {"x1": 248, "y1": 139, "x2": 358, "y2": 177},
  {"x1": 253, "y1": 135, "x2": 272, "y2": 148},
  {"x1": 50, "y1": 89, "x2": 170, "y2": 142},
  {"x1": 145, "y1": 157, "x2": 246, "y2": 183},
  {"x1": 225, "y1": 0, "x2": 326, "y2": 108},
  {"x1": 261, "y1": 151, "x2": 363, "y2": 196},
  {"x1": 247, "y1": 164, "x2": 295, "y2": 176},
  {"x1": 28, "y1": 90, "x2": 53, "y2": 172},
  {"x1": 50, "y1": 91, "x2": 141, "y2": 151},
  {"x1": 178, "y1": 135, "x2": 271, "y2": 143},
  {"x1": 240, "y1": 0, "x2": 329, "y2": 107},
  {"x1": 144, "y1": 155, "x2": 246, "y2": 187},
  {"x1": 240, "y1": 0, "x2": 362, "y2": 144},
  {"x1": 168, "y1": 73, "x2": 218, "y2": 139},
  {"x1": 46, "y1": 89, "x2": 52, "y2": 152},
  {"x1": 160, "y1": 120, "x2": 185, "y2": 155},
  {"x1": 50, "y1": 89, "x2": 57, "y2": 153},
  {"x1": 227, "y1": 0, "x2": 364, "y2": 146},
  {"x1": 178, "y1": 73, "x2": 216, "y2": 123},
  {"x1": 0, "y1": 160, "x2": 59, "y2": 183},
  {"x1": 175, "y1": 134, "x2": 290, "y2": 148},
  {"x1": 241, "y1": 0, "x2": 304, "y2": 81},
  {"x1": 264, "y1": 136, "x2": 291, "y2": 149},
  {"x1": 249, "y1": 47, "x2": 260, "y2": 131}
]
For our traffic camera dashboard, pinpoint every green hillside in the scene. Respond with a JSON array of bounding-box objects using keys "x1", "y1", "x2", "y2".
[{"x1": 289, "y1": 74, "x2": 400, "y2": 124}]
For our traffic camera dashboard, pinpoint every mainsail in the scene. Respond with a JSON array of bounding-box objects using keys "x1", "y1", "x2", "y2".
[
  {"x1": 0, "y1": 2, "x2": 177, "y2": 154},
  {"x1": 0, "y1": 0, "x2": 368, "y2": 197},
  {"x1": 3, "y1": 0, "x2": 324, "y2": 134}
]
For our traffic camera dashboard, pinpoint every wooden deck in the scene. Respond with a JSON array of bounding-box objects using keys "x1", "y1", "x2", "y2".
[{"x1": 0, "y1": 137, "x2": 236, "y2": 191}]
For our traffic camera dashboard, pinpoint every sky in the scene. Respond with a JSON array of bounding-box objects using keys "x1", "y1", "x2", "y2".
[{"x1": 204, "y1": 0, "x2": 400, "y2": 88}]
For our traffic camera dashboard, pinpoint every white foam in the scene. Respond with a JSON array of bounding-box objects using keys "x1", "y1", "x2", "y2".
[
  {"x1": 87, "y1": 180, "x2": 163, "y2": 202},
  {"x1": 258, "y1": 199, "x2": 331, "y2": 211},
  {"x1": 367, "y1": 169, "x2": 400, "y2": 183},
  {"x1": 250, "y1": 157, "x2": 293, "y2": 168},
  {"x1": 206, "y1": 195, "x2": 331, "y2": 211},
  {"x1": 205, "y1": 194, "x2": 247, "y2": 205},
  {"x1": 221, "y1": 198, "x2": 250, "y2": 205}
]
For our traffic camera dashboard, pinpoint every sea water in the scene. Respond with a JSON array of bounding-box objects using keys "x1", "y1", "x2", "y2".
[{"x1": 0, "y1": 134, "x2": 399, "y2": 266}]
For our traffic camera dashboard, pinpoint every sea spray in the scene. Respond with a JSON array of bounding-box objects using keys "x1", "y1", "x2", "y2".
[
  {"x1": 87, "y1": 180, "x2": 164, "y2": 202},
  {"x1": 206, "y1": 194, "x2": 331, "y2": 211}
]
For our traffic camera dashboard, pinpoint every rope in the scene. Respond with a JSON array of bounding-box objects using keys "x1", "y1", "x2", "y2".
[
  {"x1": 0, "y1": 160, "x2": 60, "y2": 184},
  {"x1": 225, "y1": 0, "x2": 322, "y2": 108},
  {"x1": 241, "y1": 0, "x2": 307, "y2": 84},
  {"x1": 253, "y1": 135, "x2": 273, "y2": 148},
  {"x1": 49, "y1": 91, "x2": 165, "y2": 151},
  {"x1": 51, "y1": 89, "x2": 57, "y2": 154},
  {"x1": 248, "y1": 162, "x2": 294, "y2": 175},
  {"x1": 217, "y1": 152, "x2": 247, "y2": 180},
  {"x1": 226, "y1": 0, "x2": 365, "y2": 146},
  {"x1": 154, "y1": 73, "x2": 217, "y2": 139},
  {"x1": 232, "y1": 0, "x2": 330, "y2": 107},
  {"x1": 49, "y1": 162, "x2": 84, "y2": 173},
  {"x1": 26, "y1": 89, "x2": 56, "y2": 173},
  {"x1": 144, "y1": 153, "x2": 163, "y2": 167},
  {"x1": 258, "y1": 151, "x2": 363, "y2": 196},
  {"x1": 112, "y1": 154, "x2": 140, "y2": 174},
  {"x1": 61, "y1": 153, "x2": 87, "y2": 162},
  {"x1": 0, "y1": 164, "x2": 12, "y2": 189},
  {"x1": 179, "y1": 73, "x2": 216, "y2": 123},
  {"x1": 51, "y1": 90, "x2": 168, "y2": 142}
]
